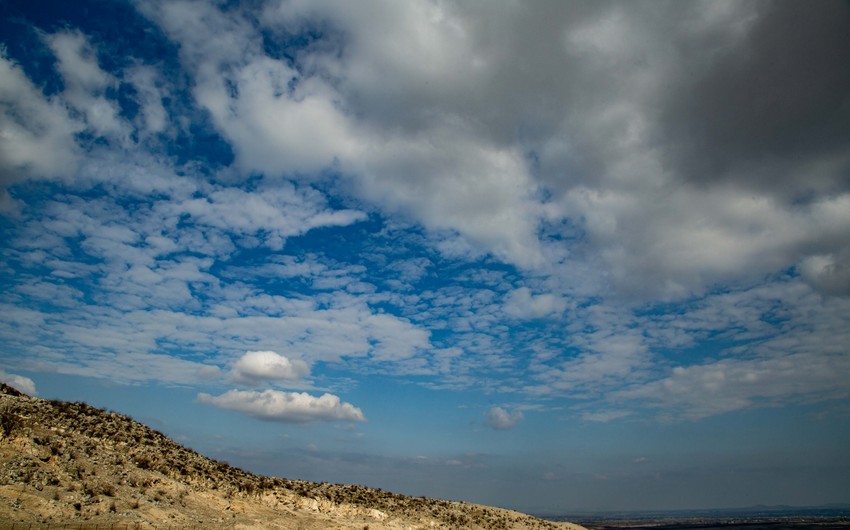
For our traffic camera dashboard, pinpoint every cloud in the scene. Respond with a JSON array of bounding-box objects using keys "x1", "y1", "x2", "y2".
[
  {"x1": 0, "y1": 53, "x2": 82, "y2": 182},
  {"x1": 123, "y1": 65, "x2": 169, "y2": 136},
  {"x1": 231, "y1": 351, "x2": 310, "y2": 386},
  {"x1": 0, "y1": 369, "x2": 37, "y2": 396},
  {"x1": 581, "y1": 410, "x2": 631, "y2": 423},
  {"x1": 2, "y1": 0, "x2": 850, "y2": 431},
  {"x1": 197, "y1": 389, "x2": 365, "y2": 423},
  {"x1": 164, "y1": 183, "x2": 366, "y2": 250},
  {"x1": 5, "y1": 0, "x2": 850, "y2": 301},
  {"x1": 485, "y1": 406, "x2": 523, "y2": 431},
  {"x1": 46, "y1": 30, "x2": 128, "y2": 141},
  {"x1": 799, "y1": 252, "x2": 850, "y2": 297},
  {"x1": 586, "y1": 279, "x2": 850, "y2": 420},
  {"x1": 503, "y1": 287, "x2": 567, "y2": 319},
  {"x1": 655, "y1": 1, "x2": 850, "y2": 200},
  {"x1": 137, "y1": 0, "x2": 548, "y2": 269},
  {"x1": 127, "y1": 0, "x2": 850, "y2": 296},
  {"x1": 618, "y1": 352, "x2": 850, "y2": 421}
]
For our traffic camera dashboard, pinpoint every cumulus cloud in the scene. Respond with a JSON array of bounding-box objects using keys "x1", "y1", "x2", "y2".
[
  {"x1": 197, "y1": 389, "x2": 366, "y2": 423},
  {"x1": 0, "y1": 369, "x2": 37, "y2": 395},
  {"x1": 231, "y1": 351, "x2": 310, "y2": 386},
  {"x1": 485, "y1": 406, "x2": 523, "y2": 431}
]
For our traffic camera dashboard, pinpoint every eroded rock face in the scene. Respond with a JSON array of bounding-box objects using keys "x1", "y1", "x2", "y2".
[{"x1": 0, "y1": 384, "x2": 583, "y2": 530}]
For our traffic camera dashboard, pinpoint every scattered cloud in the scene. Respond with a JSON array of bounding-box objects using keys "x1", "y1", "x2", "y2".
[
  {"x1": 485, "y1": 406, "x2": 523, "y2": 431},
  {"x1": 1, "y1": 0, "x2": 849, "y2": 429},
  {"x1": 197, "y1": 389, "x2": 366, "y2": 423}
]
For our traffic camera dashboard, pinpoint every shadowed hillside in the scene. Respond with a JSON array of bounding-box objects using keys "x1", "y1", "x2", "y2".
[{"x1": 0, "y1": 384, "x2": 585, "y2": 530}]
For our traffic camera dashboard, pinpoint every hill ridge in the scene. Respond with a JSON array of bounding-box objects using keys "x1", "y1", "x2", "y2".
[{"x1": 0, "y1": 384, "x2": 583, "y2": 530}]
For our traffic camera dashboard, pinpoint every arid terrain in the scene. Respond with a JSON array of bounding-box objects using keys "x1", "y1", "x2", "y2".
[{"x1": 0, "y1": 384, "x2": 585, "y2": 529}]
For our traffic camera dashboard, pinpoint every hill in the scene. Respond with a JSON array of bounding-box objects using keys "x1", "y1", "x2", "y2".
[{"x1": 0, "y1": 384, "x2": 585, "y2": 529}]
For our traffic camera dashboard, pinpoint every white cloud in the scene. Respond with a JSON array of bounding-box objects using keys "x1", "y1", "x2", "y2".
[
  {"x1": 503, "y1": 287, "x2": 567, "y2": 319},
  {"x1": 576, "y1": 279, "x2": 850, "y2": 420},
  {"x1": 0, "y1": 53, "x2": 82, "y2": 181},
  {"x1": 485, "y1": 406, "x2": 523, "y2": 431},
  {"x1": 46, "y1": 31, "x2": 128, "y2": 141},
  {"x1": 197, "y1": 389, "x2": 365, "y2": 423},
  {"x1": 164, "y1": 183, "x2": 366, "y2": 251},
  {"x1": 138, "y1": 0, "x2": 356, "y2": 176},
  {"x1": 0, "y1": 369, "x2": 37, "y2": 396},
  {"x1": 138, "y1": 0, "x2": 549, "y2": 269},
  {"x1": 560, "y1": 185, "x2": 850, "y2": 299},
  {"x1": 387, "y1": 257, "x2": 432, "y2": 285},
  {"x1": 124, "y1": 65, "x2": 169, "y2": 136},
  {"x1": 618, "y1": 351, "x2": 850, "y2": 421},
  {"x1": 231, "y1": 350, "x2": 310, "y2": 386}
]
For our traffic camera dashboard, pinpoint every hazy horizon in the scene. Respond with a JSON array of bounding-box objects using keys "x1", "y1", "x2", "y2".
[{"x1": 2, "y1": 0, "x2": 849, "y2": 514}]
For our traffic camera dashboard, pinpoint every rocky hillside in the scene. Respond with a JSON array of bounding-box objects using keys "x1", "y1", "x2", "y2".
[{"x1": 0, "y1": 384, "x2": 584, "y2": 530}]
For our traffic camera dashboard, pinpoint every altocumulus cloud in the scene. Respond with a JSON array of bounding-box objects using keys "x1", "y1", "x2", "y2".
[
  {"x1": 503, "y1": 287, "x2": 568, "y2": 320},
  {"x1": 197, "y1": 389, "x2": 366, "y2": 423}
]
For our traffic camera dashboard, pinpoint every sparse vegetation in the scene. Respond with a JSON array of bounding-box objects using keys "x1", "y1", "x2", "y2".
[{"x1": 0, "y1": 383, "x2": 579, "y2": 530}]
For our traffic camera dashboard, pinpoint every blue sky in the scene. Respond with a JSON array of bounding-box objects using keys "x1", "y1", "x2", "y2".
[{"x1": 2, "y1": 0, "x2": 850, "y2": 513}]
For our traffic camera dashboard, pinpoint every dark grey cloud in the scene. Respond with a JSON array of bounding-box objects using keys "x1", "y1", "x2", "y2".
[{"x1": 658, "y1": 0, "x2": 850, "y2": 201}]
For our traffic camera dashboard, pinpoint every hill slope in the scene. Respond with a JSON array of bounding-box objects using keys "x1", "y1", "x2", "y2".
[{"x1": 0, "y1": 384, "x2": 584, "y2": 529}]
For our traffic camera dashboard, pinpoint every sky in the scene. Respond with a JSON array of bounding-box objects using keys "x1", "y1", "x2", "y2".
[{"x1": 1, "y1": 0, "x2": 850, "y2": 514}]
